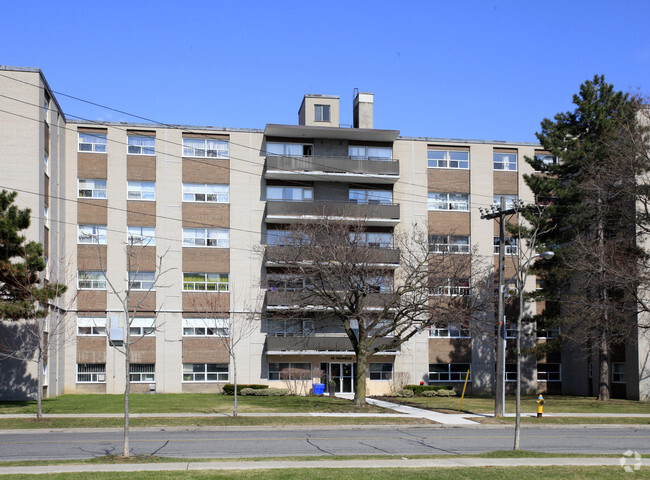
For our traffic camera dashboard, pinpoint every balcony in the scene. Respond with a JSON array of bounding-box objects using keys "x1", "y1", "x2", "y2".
[
  {"x1": 265, "y1": 201, "x2": 400, "y2": 226},
  {"x1": 266, "y1": 335, "x2": 399, "y2": 355},
  {"x1": 264, "y1": 245, "x2": 400, "y2": 267},
  {"x1": 265, "y1": 155, "x2": 399, "y2": 184},
  {"x1": 266, "y1": 290, "x2": 398, "y2": 311}
]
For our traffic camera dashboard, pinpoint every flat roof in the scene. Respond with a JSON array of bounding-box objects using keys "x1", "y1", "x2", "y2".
[{"x1": 265, "y1": 124, "x2": 400, "y2": 142}]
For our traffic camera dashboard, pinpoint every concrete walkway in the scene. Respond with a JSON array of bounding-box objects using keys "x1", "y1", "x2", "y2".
[
  {"x1": 365, "y1": 397, "x2": 479, "y2": 425},
  {"x1": 0, "y1": 457, "x2": 648, "y2": 475}
]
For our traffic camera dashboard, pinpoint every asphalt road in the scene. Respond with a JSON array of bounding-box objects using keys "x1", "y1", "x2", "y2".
[{"x1": 1, "y1": 426, "x2": 649, "y2": 461}]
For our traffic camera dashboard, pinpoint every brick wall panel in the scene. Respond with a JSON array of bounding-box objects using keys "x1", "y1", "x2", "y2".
[
  {"x1": 131, "y1": 337, "x2": 156, "y2": 363},
  {"x1": 127, "y1": 201, "x2": 156, "y2": 226},
  {"x1": 78, "y1": 245, "x2": 107, "y2": 270},
  {"x1": 77, "y1": 200, "x2": 107, "y2": 224},
  {"x1": 427, "y1": 169, "x2": 470, "y2": 192},
  {"x1": 76, "y1": 336, "x2": 107, "y2": 363},
  {"x1": 77, "y1": 154, "x2": 107, "y2": 178},
  {"x1": 182, "y1": 204, "x2": 230, "y2": 228},
  {"x1": 77, "y1": 290, "x2": 107, "y2": 313},
  {"x1": 127, "y1": 156, "x2": 156, "y2": 181},
  {"x1": 183, "y1": 292, "x2": 230, "y2": 313},
  {"x1": 182, "y1": 159, "x2": 230, "y2": 184},
  {"x1": 428, "y1": 212, "x2": 470, "y2": 235},
  {"x1": 126, "y1": 246, "x2": 157, "y2": 271},
  {"x1": 428, "y1": 338, "x2": 472, "y2": 363},
  {"x1": 493, "y1": 171, "x2": 518, "y2": 194},
  {"x1": 182, "y1": 248, "x2": 230, "y2": 272},
  {"x1": 182, "y1": 337, "x2": 230, "y2": 363}
]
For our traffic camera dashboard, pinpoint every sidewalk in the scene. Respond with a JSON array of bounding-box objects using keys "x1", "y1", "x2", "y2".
[{"x1": 0, "y1": 457, "x2": 648, "y2": 476}]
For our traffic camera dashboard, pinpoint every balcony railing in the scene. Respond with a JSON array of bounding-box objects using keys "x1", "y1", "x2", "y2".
[
  {"x1": 266, "y1": 335, "x2": 398, "y2": 353},
  {"x1": 265, "y1": 201, "x2": 400, "y2": 225},
  {"x1": 266, "y1": 290, "x2": 398, "y2": 310},
  {"x1": 266, "y1": 155, "x2": 399, "y2": 179},
  {"x1": 264, "y1": 245, "x2": 400, "y2": 265}
]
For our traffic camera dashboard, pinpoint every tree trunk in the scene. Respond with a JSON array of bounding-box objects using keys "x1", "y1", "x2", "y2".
[
  {"x1": 123, "y1": 340, "x2": 131, "y2": 457},
  {"x1": 232, "y1": 355, "x2": 238, "y2": 417},
  {"x1": 598, "y1": 333, "x2": 610, "y2": 401},
  {"x1": 596, "y1": 197, "x2": 610, "y2": 402},
  {"x1": 354, "y1": 350, "x2": 367, "y2": 407},
  {"x1": 37, "y1": 321, "x2": 44, "y2": 420},
  {"x1": 514, "y1": 294, "x2": 523, "y2": 450}
]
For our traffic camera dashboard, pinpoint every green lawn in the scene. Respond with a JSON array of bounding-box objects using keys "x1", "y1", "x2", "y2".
[
  {"x1": 389, "y1": 394, "x2": 650, "y2": 414},
  {"x1": 0, "y1": 394, "x2": 385, "y2": 415},
  {"x1": 5, "y1": 467, "x2": 648, "y2": 480}
]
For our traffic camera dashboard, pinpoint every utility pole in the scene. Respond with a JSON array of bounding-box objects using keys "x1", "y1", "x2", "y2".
[{"x1": 480, "y1": 197, "x2": 517, "y2": 418}]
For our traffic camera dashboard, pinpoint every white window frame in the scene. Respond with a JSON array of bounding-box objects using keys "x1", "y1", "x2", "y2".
[
  {"x1": 130, "y1": 363, "x2": 155, "y2": 383},
  {"x1": 369, "y1": 363, "x2": 393, "y2": 380},
  {"x1": 182, "y1": 183, "x2": 229, "y2": 203},
  {"x1": 350, "y1": 232, "x2": 394, "y2": 249},
  {"x1": 77, "y1": 317, "x2": 107, "y2": 336},
  {"x1": 78, "y1": 270, "x2": 106, "y2": 290},
  {"x1": 427, "y1": 149, "x2": 469, "y2": 169},
  {"x1": 266, "y1": 318, "x2": 314, "y2": 337},
  {"x1": 127, "y1": 226, "x2": 156, "y2": 246},
  {"x1": 429, "y1": 234, "x2": 470, "y2": 254},
  {"x1": 127, "y1": 135, "x2": 155, "y2": 155},
  {"x1": 428, "y1": 193, "x2": 469, "y2": 211},
  {"x1": 314, "y1": 104, "x2": 330, "y2": 122},
  {"x1": 78, "y1": 132, "x2": 107, "y2": 153},
  {"x1": 266, "y1": 142, "x2": 313, "y2": 157},
  {"x1": 183, "y1": 363, "x2": 229, "y2": 382},
  {"x1": 494, "y1": 236, "x2": 518, "y2": 255},
  {"x1": 78, "y1": 225, "x2": 107, "y2": 245},
  {"x1": 348, "y1": 146, "x2": 392, "y2": 161},
  {"x1": 429, "y1": 324, "x2": 470, "y2": 338},
  {"x1": 537, "y1": 363, "x2": 561, "y2": 382},
  {"x1": 128, "y1": 271, "x2": 155, "y2": 291},
  {"x1": 182, "y1": 138, "x2": 229, "y2": 159},
  {"x1": 129, "y1": 317, "x2": 155, "y2": 337},
  {"x1": 182, "y1": 228, "x2": 229, "y2": 248},
  {"x1": 266, "y1": 186, "x2": 313, "y2": 202},
  {"x1": 429, "y1": 279, "x2": 470, "y2": 296},
  {"x1": 428, "y1": 363, "x2": 470, "y2": 382},
  {"x1": 493, "y1": 195, "x2": 519, "y2": 209},
  {"x1": 268, "y1": 362, "x2": 311, "y2": 380},
  {"x1": 612, "y1": 363, "x2": 626, "y2": 383},
  {"x1": 349, "y1": 189, "x2": 393, "y2": 205},
  {"x1": 505, "y1": 364, "x2": 517, "y2": 382},
  {"x1": 182, "y1": 272, "x2": 229, "y2": 292},
  {"x1": 127, "y1": 181, "x2": 155, "y2": 201},
  {"x1": 77, "y1": 363, "x2": 106, "y2": 383},
  {"x1": 78, "y1": 179, "x2": 107, "y2": 199},
  {"x1": 535, "y1": 153, "x2": 558, "y2": 171},
  {"x1": 182, "y1": 318, "x2": 230, "y2": 337},
  {"x1": 493, "y1": 152, "x2": 517, "y2": 171}
]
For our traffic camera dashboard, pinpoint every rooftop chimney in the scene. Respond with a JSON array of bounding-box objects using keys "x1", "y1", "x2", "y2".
[{"x1": 353, "y1": 90, "x2": 373, "y2": 129}]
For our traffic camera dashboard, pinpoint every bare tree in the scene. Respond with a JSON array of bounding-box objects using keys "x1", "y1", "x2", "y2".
[
  {"x1": 263, "y1": 218, "x2": 492, "y2": 406},
  {"x1": 189, "y1": 293, "x2": 259, "y2": 417}
]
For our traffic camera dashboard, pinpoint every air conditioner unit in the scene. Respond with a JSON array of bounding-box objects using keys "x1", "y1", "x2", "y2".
[{"x1": 97, "y1": 374, "x2": 106, "y2": 382}]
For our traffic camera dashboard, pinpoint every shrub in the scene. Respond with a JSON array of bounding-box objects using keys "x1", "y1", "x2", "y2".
[
  {"x1": 222, "y1": 384, "x2": 269, "y2": 395},
  {"x1": 422, "y1": 389, "x2": 457, "y2": 397},
  {"x1": 388, "y1": 389, "x2": 414, "y2": 398},
  {"x1": 240, "y1": 387, "x2": 289, "y2": 396},
  {"x1": 406, "y1": 384, "x2": 453, "y2": 395}
]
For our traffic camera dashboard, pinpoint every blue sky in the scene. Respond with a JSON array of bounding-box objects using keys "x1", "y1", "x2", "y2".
[{"x1": 2, "y1": 1, "x2": 648, "y2": 142}]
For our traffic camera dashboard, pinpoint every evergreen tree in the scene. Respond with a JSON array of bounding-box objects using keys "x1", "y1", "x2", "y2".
[{"x1": 524, "y1": 76, "x2": 642, "y2": 401}]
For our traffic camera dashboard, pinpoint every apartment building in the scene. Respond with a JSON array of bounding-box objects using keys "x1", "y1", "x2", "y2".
[{"x1": 0, "y1": 66, "x2": 647, "y2": 401}]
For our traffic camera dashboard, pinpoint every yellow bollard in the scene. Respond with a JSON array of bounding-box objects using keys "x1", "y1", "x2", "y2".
[{"x1": 536, "y1": 394, "x2": 545, "y2": 417}]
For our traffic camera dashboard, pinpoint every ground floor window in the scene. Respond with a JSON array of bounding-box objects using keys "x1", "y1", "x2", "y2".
[
  {"x1": 429, "y1": 363, "x2": 470, "y2": 382},
  {"x1": 130, "y1": 363, "x2": 155, "y2": 383},
  {"x1": 612, "y1": 363, "x2": 626, "y2": 383},
  {"x1": 369, "y1": 363, "x2": 393, "y2": 380},
  {"x1": 268, "y1": 362, "x2": 311, "y2": 380},
  {"x1": 537, "y1": 363, "x2": 561, "y2": 382},
  {"x1": 505, "y1": 363, "x2": 517, "y2": 382},
  {"x1": 77, "y1": 363, "x2": 106, "y2": 383},
  {"x1": 183, "y1": 363, "x2": 228, "y2": 382}
]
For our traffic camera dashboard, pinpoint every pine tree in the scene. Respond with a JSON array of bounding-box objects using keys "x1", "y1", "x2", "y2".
[{"x1": 524, "y1": 76, "x2": 642, "y2": 401}]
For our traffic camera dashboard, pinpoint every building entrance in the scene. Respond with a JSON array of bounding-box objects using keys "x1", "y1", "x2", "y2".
[{"x1": 321, "y1": 362, "x2": 354, "y2": 394}]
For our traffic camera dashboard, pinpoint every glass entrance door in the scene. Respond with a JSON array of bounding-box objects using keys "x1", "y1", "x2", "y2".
[{"x1": 322, "y1": 363, "x2": 354, "y2": 393}]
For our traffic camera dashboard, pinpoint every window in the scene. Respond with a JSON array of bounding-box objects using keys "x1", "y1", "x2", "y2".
[
  {"x1": 427, "y1": 149, "x2": 469, "y2": 169},
  {"x1": 429, "y1": 279, "x2": 470, "y2": 296},
  {"x1": 183, "y1": 363, "x2": 229, "y2": 382},
  {"x1": 129, "y1": 317, "x2": 155, "y2": 336},
  {"x1": 127, "y1": 226, "x2": 156, "y2": 246},
  {"x1": 78, "y1": 225, "x2": 107, "y2": 244},
  {"x1": 370, "y1": 363, "x2": 393, "y2": 380},
  {"x1": 428, "y1": 364, "x2": 470, "y2": 382},
  {"x1": 183, "y1": 273, "x2": 229, "y2": 292},
  {"x1": 266, "y1": 229, "x2": 310, "y2": 246},
  {"x1": 182, "y1": 228, "x2": 229, "y2": 248},
  {"x1": 350, "y1": 232, "x2": 393, "y2": 248},
  {"x1": 183, "y1": 138, "x2": 229, "y2": 158},
  {"x1": 267, "y1": 186, "x2": 313, "y2": 202},
  {"x1": 77, "y1": 317, "x2": 106, "y2": 336},
  {"x1": 130, "y1": 364, "x2": 155, "y2": 382},
  {"x1": 535, "y1": 153, "x2": 557, "y2": 171},
  {"x1": 493, "y1": 152, "x2": 517, "y2": 171},
  {"x1": 505, "y1": 364, "x2": 517, "y2": 382},
  {"x1": 428, "y1": 235, "x2": 470, "y2": 254},
  {"x1": 77, "y1": 363, "x2": 106, "y2": 383},
  {"x1": 182, "y1": 183, "x2": 229, "y2": 203},
  {"x1": 493, "y1": 195, "x2": 518, "y2": 209},
  {"x1": 536, "y1": 325, "x2": 560, "y2": 339},
  {"x1": 268, "y1": 362, "x2": 311, "y2": 380},
  {"x1": 78, "y1": 132, "x2": 107, "y2": 153},
  {"x1": 537, "y1": 363, "x2": 561, "y2": 382},
  {"x1": 266, "y1": 142, "x2": 312, "y2": 156},
  {"x1": 78, "y1": 179, "x2": 107, "y2": 199},
  {"x1": 127, "y1": 135, "x2": 155, "y2": 155},
  {"x1": 612, "y1": 363, "x2": 626, "y2": 383},
  {"x1": 128, "y1": 271, "x2": 155, "y2": 290},
  {"x1": 183, "y1": 318, "x2": 229, "y2": 337},
  {"x1": 127, "y1": 181, "x2": 155, "y2": 201},
  {"x1": 429, "y1": 324, "x2": 470, "y2": 338},
  {"x1": 493, "y1": 236, "x2": 518, "y2": 255},
  {"x1": 314, "y1": 105, "x2": 330, "y2": 122},
  {"x1": 44, "y1": 153, "x2": 49, "y2": 166},
  {"x1": 428, "y1": 193, "x2": 469, "y2": 211},
  {"x1": 349, "y1": 189, "x2": 393, "y2": 205},
  {"x1": 267, "y1": 274, "x2": 309, "y2": 292},
  {"x1": 349, "y1": 146, "x2": 392, "y2": 161},
  {"x1": 78, "y1": 270, "x2": 106, "y2": 290},
  {"x1": 267, "y1": 318, "x2": 314, "y2": 337}
]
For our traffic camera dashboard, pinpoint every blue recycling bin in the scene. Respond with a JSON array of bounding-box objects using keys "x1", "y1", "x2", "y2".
[{"x1": 312, "y1": 383, "x2": 325, "y2": 395}]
